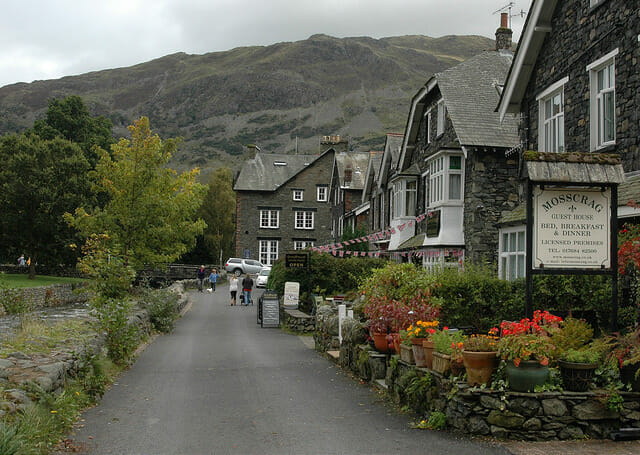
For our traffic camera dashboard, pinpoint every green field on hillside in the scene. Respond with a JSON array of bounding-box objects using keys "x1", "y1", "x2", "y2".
[{"x1": 0, "y1": 273, "x2": 87, "y2": 288}]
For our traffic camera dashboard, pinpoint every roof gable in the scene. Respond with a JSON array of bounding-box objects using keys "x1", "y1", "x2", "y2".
[{"x1": 233, "y1": 150, "x2": 333, "y2": 192}]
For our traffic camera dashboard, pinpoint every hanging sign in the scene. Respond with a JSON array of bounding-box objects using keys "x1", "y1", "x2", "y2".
[{"x1": 533, "y1": 187, "x2": 611, "y2": 269}]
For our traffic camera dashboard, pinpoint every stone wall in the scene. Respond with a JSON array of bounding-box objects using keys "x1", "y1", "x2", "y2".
[
  {"x1": 0, "y1": 283, "x2": 89, "y2": 313},
  {"x1": 282, "y1": 309, "x2": 315, "y2": 333},
  {"x1": 315, "y1": 303, "x2": 640, "y2": 441},
  {"x1": 387, "y1": 359, "x2": 640, "y2": 441}
]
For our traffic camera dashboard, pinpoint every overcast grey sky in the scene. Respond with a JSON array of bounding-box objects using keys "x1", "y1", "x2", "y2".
[{"x1": 0, "y1": 0, "x2": 528, "y2": 89}]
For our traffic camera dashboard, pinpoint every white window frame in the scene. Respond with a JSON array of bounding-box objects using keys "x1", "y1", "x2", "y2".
[
  {"x1": 427, "y1": 152, "x2": 463, "y2": 208},
  {"x1": 498, "y1": 226, "x2": 526, "y2": 281},
  {"x1": 259, "y1": 210, "x2": 279, "y2": 229},
  {"x1": 316, "y1": 186, "x2": 327, "y2": 202},
  {"x1": 587, "y1": 49, "x2": 618, "y2": 151},
  {"x1": 422, "y1": 170, "x2": 429, "y2": 212},
  {"x1": 425, "y1": 109, "x2": 432, "y2": 144},
  {"x1": 436, "y1": 99, "x2": 446, "y2": 136},
  {"x1": 292, "y1": 189, "x2": 304, "y2": 201},
  {"x1": 294, "y1": 240, "x2": 314, "y2": 250},
  {"x1": 295, "y1": 211, "x2": 314, "y2": 230},
  {"x1": 537, "y1": 77, "x2": 568, "y2": 153},
  {"x1": 391, "y1": 179, "x2": 417, "y2": 218},
  {"x1": 259, "y1": 240, "x2": 278, "y2": 266}
]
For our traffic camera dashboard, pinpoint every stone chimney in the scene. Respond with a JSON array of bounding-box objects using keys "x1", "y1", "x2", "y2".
[
  {"x1": 344, "y1": 165, "x2": 352, "y2": 185},
  {"x1": 495, "y1": 12, "x2": 513, "y2": 51}
]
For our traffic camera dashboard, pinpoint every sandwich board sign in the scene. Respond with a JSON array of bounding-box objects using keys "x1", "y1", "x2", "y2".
[{"x1": 283, "y1": 281, "x2": 300, "y2": 310}]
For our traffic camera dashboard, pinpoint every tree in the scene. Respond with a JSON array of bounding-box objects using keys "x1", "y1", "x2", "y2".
[
  {"x1": 66, "y1": 117, "x2": 207, "y2": 270},
  {"x1": 32, "y1": 95, "x2": 115, "y2": 166},
  {"x1": 0, "y1": 133, "x2": 94, "y2": 276},
  {"x1": 341, "y1": 224, "x2": 369, "y2": 252},
  {"x1": 182, "y1": 167, "x2": 236, "y2": 265}
]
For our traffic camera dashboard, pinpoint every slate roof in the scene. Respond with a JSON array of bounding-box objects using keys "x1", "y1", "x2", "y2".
[
  {"x1": 335, "y1": 152, "x2": 371, "y2": 189},
  {"x1": 362, "y1": 151, "x2": 384, "y2": 201},
  {"x1": 436, "y1": 50, "x2": 520, "y2": 148},
  {"x1": 233, "y1": 152, "x2": 322, "y2": 191},
  {"x1": 380, "y1": 133, "x2": 404, "y2": 188}
]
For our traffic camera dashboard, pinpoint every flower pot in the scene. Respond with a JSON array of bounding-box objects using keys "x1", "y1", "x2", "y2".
[
  {"x1": 399, "y1": 344, "x2": 415, "y2": 364},
  {"x1": 409, "y1": 337, "x2": 427, "y2": 367},
  {"x1": 432, "y1": 352, "x2": 451, "y2": 375},
  {"x1": 422, "y1": 339, "x2": 434, "y2": 369},
  {"x1": 620, "y1": 363, "x2": 640, "y2": 392},
  {"x1": 371, "y1": 332, "x2": 391, "y2": 353},
  {"x1": 505, "y1": 360, "x2": 549, "y2": 392},
  {"x1": 462, "y1": 350, "x2": 498, "y2": 386},
  {"x1": 558, "y1": 360, "x2": 597, "y2": 392}
]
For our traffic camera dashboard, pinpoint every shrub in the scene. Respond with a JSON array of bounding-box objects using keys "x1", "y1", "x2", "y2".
[
  {"x1": 268, "y1": 252, "x2": 385, "y2": 310},
  {"x1": 138, "y1": 288, "x2": 180, "y2": 333},
  {"x1": 0, "y1": 422, "x2": 22, "y2": 455},
  {"x1": 361, "y1": 263, "x2": 441, "y2": 333},
  {"x1": 430, "y1": 263, "x2": 523, "y2": 331}
]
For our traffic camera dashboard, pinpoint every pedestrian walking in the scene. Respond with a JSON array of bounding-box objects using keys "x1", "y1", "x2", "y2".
[
  {"x1": 229, "y1": 274, "x2": 238, "y2": 306},
  {"x1": 208, "y1": 269, "x2": 218, "y2": 292},
  {"x1": 17, "y1": 254, "x2": 26, "y2": 266},
  {"x1": 196, "y1": 265, "x2": 206, "y2": 292},
  {"x1": 241, "y1": 274, "x2": 254, "y2": 306}
]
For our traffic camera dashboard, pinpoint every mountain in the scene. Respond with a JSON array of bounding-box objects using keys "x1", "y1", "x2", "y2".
[{"x1": 0, "y1": 34, "x2": 495, "y2": 178}]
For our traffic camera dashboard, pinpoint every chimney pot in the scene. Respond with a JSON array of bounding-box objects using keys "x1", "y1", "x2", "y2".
[{"x1": 500, "y1": 12, "x2": 508, "y2": 28}]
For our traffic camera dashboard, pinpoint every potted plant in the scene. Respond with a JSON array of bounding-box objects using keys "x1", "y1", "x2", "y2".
[
  {"x1": 606, "y1": 327, "x2": 640, "y2": 392},
  {"x1": 398, "y1": 329, "x2": 415, "y2": 364},
  {"x1": 559, "y1": 346, "x2": 601, "y2": 392},
  {"x1": 498, "y1": 310, "x2": 562, "y2": 392},
  {"x1": 431, "y1": 328, "x2": 465, "y2": 375},
  {"x1": 406, "y1": 320, "x2": 438, "y2": 367},
  {"x1": 462, "y1": 327, "x2": 500, "y2": 386},
  {"x1": 361, "y1": 263, "x2": 441, "y2": 354}
]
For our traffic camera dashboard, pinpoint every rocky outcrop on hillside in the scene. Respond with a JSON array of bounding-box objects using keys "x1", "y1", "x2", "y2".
[{"x1": 0, "y1": 34, "x2": 494, "y2": 176}]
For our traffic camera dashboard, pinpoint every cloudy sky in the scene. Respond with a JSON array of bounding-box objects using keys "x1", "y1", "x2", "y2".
[{"x1": 0, "y1": 0, "x2": 528, "y2": 89}]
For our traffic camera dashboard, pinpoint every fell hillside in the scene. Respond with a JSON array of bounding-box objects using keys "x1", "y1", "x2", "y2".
[{"x1": 0, "y1": 34, "x2": 495, "y2": 177}]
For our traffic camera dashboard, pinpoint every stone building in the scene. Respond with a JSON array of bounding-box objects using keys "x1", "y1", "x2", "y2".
[
  {"x1": 496, "y1": 0, "x2": 640, "y2": 280},
  {"x1": 383, "y1": 15, "x2": 521, "y2": 268},
  {"x1": 233, "y1": 149, "x2": 335, "y2": 265},
  {"x1": 330, "y1": 150, "x2": 375, "y2": 241}
]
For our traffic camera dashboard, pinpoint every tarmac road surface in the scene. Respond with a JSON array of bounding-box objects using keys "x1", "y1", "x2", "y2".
[{"x1": 56, "y1": 283, "x2": 512, "y2": 455}]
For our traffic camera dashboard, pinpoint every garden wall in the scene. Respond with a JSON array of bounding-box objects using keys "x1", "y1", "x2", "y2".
[
  {"x1": 0, "y1": 283, "x2": 89, "y2": 312},
  {"x1": 315, "y1": 306, "x2": 640, "y2": 441}
]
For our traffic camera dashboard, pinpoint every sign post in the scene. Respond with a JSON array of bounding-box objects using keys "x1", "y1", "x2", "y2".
[{"x1": 526, "y1": 182, "x2": 618, "y2": 329}]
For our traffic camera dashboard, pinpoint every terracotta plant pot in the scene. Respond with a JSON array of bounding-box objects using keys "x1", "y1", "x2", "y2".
[
  {"x1": 411, "y1": 338, "x2": 427, "y2": 367},
  {"x1": 462, "y1": 350, "x2": 498, "y2": 386},
  {"x1": 422, "y1": 339, "x2": 434, "y2": 369},
  {"x1": 451, "y1": 358, "x2": 465, "y2": 377},
  {"x1": 399, "y1": 344, "x2": 415, "y2": 364},
  {"x1": 371, "y1": 332, "x2": 391, "y2": 353}
]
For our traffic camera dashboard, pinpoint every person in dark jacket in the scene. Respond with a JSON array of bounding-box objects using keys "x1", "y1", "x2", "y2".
[
  {"x1": 241, "y1": 274, "x2": 254, "y2": 305},
  {"x1": 197, "y1": 265, "x2": 206, "y2": 292}
]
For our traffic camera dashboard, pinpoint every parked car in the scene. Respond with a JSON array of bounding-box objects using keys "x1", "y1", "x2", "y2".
[
  {"x1": 256, "y1": 267, "x2": 272, "y2": 288},
  {"x1": 224, "y1": 258, "x2": 265, "y2": 276}
]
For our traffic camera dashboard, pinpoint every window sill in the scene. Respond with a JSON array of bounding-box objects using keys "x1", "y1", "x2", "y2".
[
  {"x1": 594, "y1": 143, "x2": 617, "y2": 153},
  {"x1": 589, "y1": 0, "x2": 610, "y2": 13}
]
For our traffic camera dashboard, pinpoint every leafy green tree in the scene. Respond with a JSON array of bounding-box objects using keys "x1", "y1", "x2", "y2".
[
  {"x1": 341, "y1": 224, "x2": 369, "y2": 252},
  {"x1": 66, "y1": 117, "x2": 207, "y2": 270},
  {"x1": 182, "y1": 167, "x2": 236, "y2": 265},
  {"x1": 0, "y1": 133, "x2": 94, "y2": 275},
  {"x1": 32, "y1": 95, "x2": 115, "y2": 166}
]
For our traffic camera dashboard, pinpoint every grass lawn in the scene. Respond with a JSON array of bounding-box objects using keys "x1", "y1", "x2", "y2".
[{"x1": 0, "y1": 273, "x2": 87, "y2": 288}]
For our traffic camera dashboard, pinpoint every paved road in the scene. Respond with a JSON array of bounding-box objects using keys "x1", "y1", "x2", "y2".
[{"x1": 59, "y1": 283, "x2": 512, "y2": 455}]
